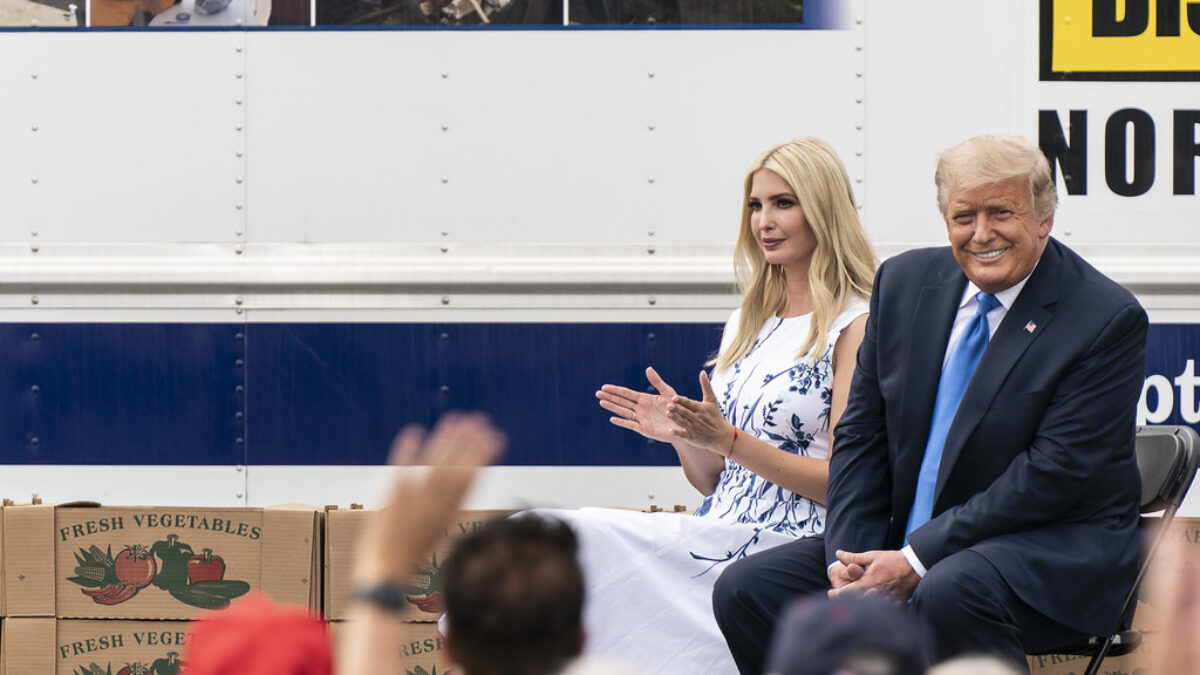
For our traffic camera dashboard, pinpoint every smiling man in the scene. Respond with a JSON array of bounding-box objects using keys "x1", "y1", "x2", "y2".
[{"x1": 712, "y1": 135, "x2": 1148, "y2": 672}]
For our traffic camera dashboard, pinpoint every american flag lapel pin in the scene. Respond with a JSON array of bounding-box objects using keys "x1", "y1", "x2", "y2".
[{"x1": 1024, "y1": 321, "x2": 1037, "y2": 334}]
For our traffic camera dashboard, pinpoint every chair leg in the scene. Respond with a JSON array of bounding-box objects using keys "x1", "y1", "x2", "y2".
[{"x1": 1083, "y1": 637, "x2": 1112, "y2": 675}]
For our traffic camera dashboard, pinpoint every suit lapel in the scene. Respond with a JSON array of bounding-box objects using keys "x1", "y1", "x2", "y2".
[
  {"x1": 932, "y1": 241, "x2": 1062, "y2": 504},
  {"x1": 895, "y1": 257, "x2": 965, "y2": 520}
]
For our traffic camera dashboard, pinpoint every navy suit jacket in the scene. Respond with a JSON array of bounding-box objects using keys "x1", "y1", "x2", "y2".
[{"x1": 825, "y1": 237, "x2": 1147, "y2": 636}]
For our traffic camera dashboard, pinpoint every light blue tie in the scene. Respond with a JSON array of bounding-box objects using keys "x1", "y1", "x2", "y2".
[{"x1": 904, "y1": 291, "x2": 1001, "y2": 542}]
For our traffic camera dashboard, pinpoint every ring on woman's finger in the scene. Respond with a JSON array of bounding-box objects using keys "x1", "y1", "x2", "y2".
[{"x1": 631, "y1": 410, "x2": 638, "y2": 422}]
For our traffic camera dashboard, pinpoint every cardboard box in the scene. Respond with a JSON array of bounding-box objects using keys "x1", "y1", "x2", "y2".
[
  {"x1": 324, "y1": 508, "x2": 509, "y2": 621},
  {"x1": 2, "y1": 617, "x2": 190, "y2": 675},
  {"x1": 329, "y1": 619, "x2": 453, "y2": 675},
  {"x1": 3, "y1": 504, "x2": 321, "y2": 620},
  {"x1": 1027, "y1": 632, "x2": 1155, "y2": 675}
]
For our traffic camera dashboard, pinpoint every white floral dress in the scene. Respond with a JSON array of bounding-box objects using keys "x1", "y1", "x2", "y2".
[{"x1": 532, "y1": 298, "x2": 868, "y2": 675}]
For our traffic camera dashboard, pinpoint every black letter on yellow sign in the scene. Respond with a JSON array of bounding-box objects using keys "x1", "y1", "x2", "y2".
[
  {"x1": 1040, "y1": 110, "x2": 1088, "y2": 195},
  {"x1": 1176, "y1": 110, "x2": 1200, "y2": 194},
  {"x1": 1105, "y1": 108, "x2": 1155, "y2": 196},
  {"x1": 1093, "y1": 0, "x2": 1149, "y2": 36}
]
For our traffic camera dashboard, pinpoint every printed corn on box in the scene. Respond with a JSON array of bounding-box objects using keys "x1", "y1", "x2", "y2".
[
  {"x1": 2, "y1": 618, "x2": 190, "y2": 675},
  {"x1": 324, "y1": 508, "x2": 509, "y2": 621},
  {"x1": 328, "y1": 619, "x2": 452, "y2": 675},
  {"x1": 3, "y1": 504, "x2": 321, "y2": 620}
]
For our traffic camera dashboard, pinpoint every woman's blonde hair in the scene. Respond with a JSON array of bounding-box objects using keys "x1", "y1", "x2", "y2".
[{"x1": 713, "y1": 139, "x2": 877, "y2": 371}]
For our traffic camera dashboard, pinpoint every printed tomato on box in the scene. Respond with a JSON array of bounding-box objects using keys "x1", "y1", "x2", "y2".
[{"x1": 54, "y1": 508, "x2": 263, "y2": 619}]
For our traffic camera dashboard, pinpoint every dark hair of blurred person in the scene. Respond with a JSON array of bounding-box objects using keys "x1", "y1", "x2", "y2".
[
  {"x1": 441, "y1": 515, "x2": 586, "y2": 675},
  {"x1": 765, "y1": 594, "x2": 925, "y2": 675}
]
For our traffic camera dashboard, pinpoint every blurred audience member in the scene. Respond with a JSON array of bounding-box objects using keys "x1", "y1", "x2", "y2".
[
  {"x1": 182, "y1": 592, "x2": 332, "y2": 675},
  {"x1": 338, "y1": 411, "x2": 506, "y2": 675},
  {"x1": 927, "y1": 656, "x2": 1022, "y2": 675},
  {"x1": 441, "y1": 515, "x2": 605, "y2": 675},
  {"x1": 764, "y1": 595, "x2": 925, "y2": 675}
]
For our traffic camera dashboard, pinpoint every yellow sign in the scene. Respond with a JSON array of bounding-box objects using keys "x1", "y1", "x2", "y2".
[{"x1": 1042, "y1": 0, "x2": 1200, "y2": 79}]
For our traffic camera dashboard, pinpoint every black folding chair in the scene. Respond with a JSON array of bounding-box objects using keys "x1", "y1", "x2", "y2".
[{"x1": 1041, "y1": 424, "x2": 1200, "y2": 675}]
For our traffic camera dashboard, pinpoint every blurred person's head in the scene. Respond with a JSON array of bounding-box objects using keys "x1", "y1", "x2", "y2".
[
  {"x1": 765, "y1": 594, "x2": 925, "y2": 675},
  {"x1": 182, "y1": 593, "x2": 332, "y2": 675},
  {"x1": 927, "y1": 655, "x2": 1024, "y2": 675},
  {"x1": 442, "y1": 514, "x2": 585, "y2": 675}
]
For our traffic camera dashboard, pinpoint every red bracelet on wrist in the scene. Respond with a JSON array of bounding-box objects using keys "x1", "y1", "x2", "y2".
[{"x1": 727, "y1": 427, "x2": 739, "y2": 459}]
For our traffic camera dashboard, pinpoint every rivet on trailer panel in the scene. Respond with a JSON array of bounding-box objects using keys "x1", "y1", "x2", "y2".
[
  {"x1": 236, "y1": 151, "x2": 243, "y2": 158},
  {"x1": 236, "y1": 98, "x2": 243, "y2": 105},
  {"x1": 441, "y1": 176, "x2": 449, "y2": 183},
  {"x1": 30, "y1": 437, "x2": 39, "y2": 445},
  {"x1": 236, "y1": 204, "x2": 243, "y2": 210},
  {"x1": 31, "y1": 177, "x2": 38, "y2": 184},
  {"x1": 648, "y1": 296, "x2": 657, "y2": 305},
  {"x1": 236, "y1": 411, "x2": 244, "y2": 420},
  {"x1": 440, "y1": 245, "x2": 448, "y2": 253},
  {"x1": 647, "y1": 71, "x2": 655, "y2": 78},
  {"x1": 236, "y1": 359, "x2": 245, "y2": 368},
  {"x1": 236, "y1": 492, "x2": 244, "y2": 498},
  {"x1": 235, "y1": 177, "x2": 244, "y2": 184},
  {"x1": 440, "y1": 385, "x2": 450, "y2": 394},
  {"x1": 441, "y1": 72, "x2": 448, "y2": 78},
  {"x1": 646, "y1": 333, "x2": 656, "y2": 342},
  {"x1": 31, "y1": 73, "x2": 38, "y2": 79},
  {"x1": 31, "y1": 244, "x2": 39, "y2": 253},
  {"x1": 30, "y1": 385, "x2": 40, "y2": 394},
  {"x1": 236, "y1": 465, "x2": 244, "y2": 472},
  {"x1": 236, "y1": 385, "x2": 244, "y2": 393},
  {"x1": 235, "y1": 125, "x2": 243, "y2": 131},
  {"x1": 440, "y1": 332, "x2": 449, "y2": 341},
  {"x1": 647, "y1": 245, "x2": 655, "y2": 254},
  {"x1": 236, "y1": 437, "x2": 244, "y2": 445},
  {"x1": 648, "y1": 176, "x2": 655, "y2": 183},
  {"x1": 30, "y1": 295, "x2": 39, "y2": 305},
  {"x1": 235, "y1": 332, "x2": 244, "y2": 341},
  {"x1": 31, "y1": 125, "x2": 38, "y2": 132},
  {"x1": 441, "y1": 296, "x2": 451, "y2": 304},
  {"x1": 236, "y1": 46, "x2": 243, "y2": 52},
  {"x1": 648, "y1": 124, "x2": 655, "y2": 131},
  {"x1": 235, "y1": 296, "x2": 244, "y2": 305},
  {"x1": 31, "y1": 230, "x2": 38, "y2": 236},
  {"x1": 441, "y1": 124, "x2": 449, "y2": 131},
  {"x1": 30, "y1": 332, "x2": 39, "y2": 341}
]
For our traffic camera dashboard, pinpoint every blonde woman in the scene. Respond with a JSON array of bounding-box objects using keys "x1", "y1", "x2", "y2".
[{"x1": 528, "y1": 140, "x2": 877, "y2": 675}]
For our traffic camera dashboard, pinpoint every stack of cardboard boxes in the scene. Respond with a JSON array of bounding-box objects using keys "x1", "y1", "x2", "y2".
[
  {"x1": 0, "y1": 502, "x2": 321, "y2": 674},
  {"x1": 0, "y1": 502, "x2": 1187, "y2": 673},
  {"x1": 323, "y1": 506, "x2": 509, "y2": 673}
]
